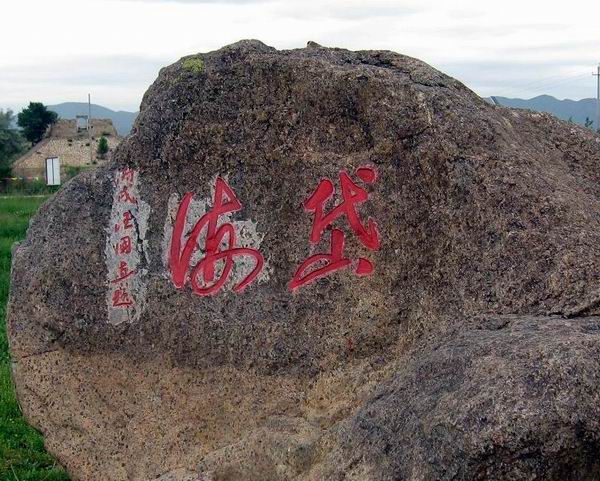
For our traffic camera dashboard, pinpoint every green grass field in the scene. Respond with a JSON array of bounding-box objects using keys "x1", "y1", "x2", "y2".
[{"x1": 0, "y1": 196, "x2": 69, "y2": 481}]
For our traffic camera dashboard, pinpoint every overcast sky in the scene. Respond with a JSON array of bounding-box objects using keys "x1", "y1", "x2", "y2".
[{"x1": 2, "y1": 0, "x2": 599, "y2": 113}]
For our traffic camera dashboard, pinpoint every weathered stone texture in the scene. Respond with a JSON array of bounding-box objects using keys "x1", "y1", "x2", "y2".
[{"x1": 7, "y1": 40, "x2": 600, "y2": 480}]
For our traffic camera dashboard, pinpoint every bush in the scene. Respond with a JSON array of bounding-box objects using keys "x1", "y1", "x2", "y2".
[
  {"x1": 97, "y1": 136, "x2": 109, "y2": 160},
  {"x1": 0, "y1": 110, "x2": 28, "y2": 177}
]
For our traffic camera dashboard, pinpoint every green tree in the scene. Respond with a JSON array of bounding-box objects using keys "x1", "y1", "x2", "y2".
[
  {"x1": 585, "y1": 117, "x2": 594, "y2": 128},
  {"x1": 97, "y1": 136, "x2": 109, "y2": 159},
  {"x1": 17, "y1": 102, "x2": 57, "y2": 145},
  {"x1": 0, "y1": 109, "x2": 27, "y2": 177}
]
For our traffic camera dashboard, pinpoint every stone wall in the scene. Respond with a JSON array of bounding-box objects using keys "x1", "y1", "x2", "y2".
[
  {"x1": 12, "y1": 118, "x2": 121, "y2": 178},
  {"x1": 49, "y1": 118, "x2": 118, "y2": 139},
  {"x1": 12, "y1": 136, "x2": 120, "y2": 178}
]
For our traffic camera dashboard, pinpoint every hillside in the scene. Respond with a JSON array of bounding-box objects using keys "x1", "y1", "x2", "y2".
[
  {"x1": 491, "y1": 95, "x2": 598, "y2": 128},
  {"x1": 47, "y1": 102, "x2": 137, "y2": 136}
]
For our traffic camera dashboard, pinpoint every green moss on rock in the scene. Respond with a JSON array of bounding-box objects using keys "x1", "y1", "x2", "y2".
[{"x1": 182, "y1": 57, "x2": 205, "y2": 74}]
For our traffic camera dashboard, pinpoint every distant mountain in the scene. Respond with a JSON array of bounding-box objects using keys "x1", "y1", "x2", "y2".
[
  {"x1": 490, "y1": 95, "x2": 598, "y2": 128},
  {"x1": 47, "y1": 102, "x2": 138, "y2": 136}
]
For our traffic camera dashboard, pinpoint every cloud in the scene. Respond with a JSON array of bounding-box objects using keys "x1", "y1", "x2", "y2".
[
  {"x1": 439, "y1": 60, "x2": 594, "y2": 100},
  {"x1": 3, "y1": 0, "x2": 599, "y2": 111},
  {"x1": 122, "y1": 0, "x2": 266, "y2": 3},
  {"x1": 2, "y1": 55, "x2": 168, "y2": 86},
  {"x1": 114, "y1": 0, "x2": 270, "y2": 4},
  {"x1": 272, "y1": 1, "x2": 421, "y2": 21},
  {"x1": 0, "y1": 55, "x2": 170, "y2": 112},
  {"x1": 120, "y1": 0, "x2": 421, "y2": 20},
  {"x1": 432, "y1": 22, "x2": 567, "y2": 39},
  {"x1": 119, "y1": 0, "x2": 418, "y2": 18}
]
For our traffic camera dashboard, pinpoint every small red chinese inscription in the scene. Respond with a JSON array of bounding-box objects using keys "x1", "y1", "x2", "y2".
[
  {"x1": 169, "y1": 177, "x2": 264, "y2": 296},
  {"x1": 112, "y1": 286, "x2": 134, "y2": 307},
  {"x1": 107, "y1": 168, "x2": 141, "y2": 315},
  {"x1": 290, "y1": 166, "x2": 380, "y2": 290},
  {"x1": 117, "y1": 184, "x2": 137, "y2": 204},
  {"x1": 115, "y1": 235, "x2": 132, "y2": 255}
]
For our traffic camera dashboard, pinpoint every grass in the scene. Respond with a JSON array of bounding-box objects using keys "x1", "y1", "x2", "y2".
[
  {"x1": 1, "y1": 181, "x2": 60, "y2": 197},
  {"x1": 0, "y1": 196, "x2": 70, "y2": 481}
]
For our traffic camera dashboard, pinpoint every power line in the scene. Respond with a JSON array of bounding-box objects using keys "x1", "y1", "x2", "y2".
[
  {"x1": 88, "y1": 94, "x2": 92, "y2": 165},
  {"x1": 511, "y1": 73, "x2": 589, "y2": 96},
  {"x1": 515, "y1": 71, "x2": 588, "y2": 90},
  {"x1": 490, "y1": 72, "x2": 590, "y2": 100},
  {"x1": 593, "y1": 65, "x2": 600, "y2": 132}
]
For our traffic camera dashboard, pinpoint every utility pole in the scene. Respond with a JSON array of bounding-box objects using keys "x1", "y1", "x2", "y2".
[
  {"x1": 594, "y1": 65, "x2": 600, "y2": 133},
  {"x1": 88, "y1": 93, "x2": 93, "y2": 164}
]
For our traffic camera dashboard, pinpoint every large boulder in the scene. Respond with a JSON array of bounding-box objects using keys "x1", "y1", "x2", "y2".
[{"x1": 8, "y1": 40, "x2": 600, "y2": 480}]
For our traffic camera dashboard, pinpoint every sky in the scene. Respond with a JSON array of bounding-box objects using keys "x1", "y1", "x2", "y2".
[{"x1": 2, "y1": 0, "x2": 599, "y2": 113}]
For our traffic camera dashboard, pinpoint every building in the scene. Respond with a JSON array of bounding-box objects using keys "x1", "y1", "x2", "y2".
[{"x1": 12, "y1": 118, "x2": 121, "y2": 179}]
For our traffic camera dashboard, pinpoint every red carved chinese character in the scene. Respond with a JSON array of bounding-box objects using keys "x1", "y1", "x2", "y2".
[
  {"x1": 112, "y1": 286, "x2": 134, "y2": 307},
  {"x1": 115, "y1": 235, "x2": 132, "y2": 255},
  {"x1": 118, "y1": 185, "x2": 137, "y2": 204},
  {"x1": 169, "y1": 177, "x2": 264, "y2": 296},
  {"x1": 290, "y1": 166, "x2": 379, "y2": 291},
  {"x1": 122, "y1": 211, "x2": 134, "y2": 230},
  {"x1": 111, "y1": 260, "x2": 135, "y2": 284},
  {"x1": 120, "y1": 168, "x2": 136, "y2": 184}
]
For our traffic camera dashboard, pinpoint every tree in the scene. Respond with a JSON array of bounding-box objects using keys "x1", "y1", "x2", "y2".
[
  {"x1": 0, "y1": 109, "x2": 27, "y2": 177},
  {"x1": 585, "y1": 117, "x2": 594, "y2": 128},
  {"x1": 97, "y1": 136, "x2": 109, "y2": 159},
  {"x1": 17, "y1": 102, "x2": 57, "y2": 145}
]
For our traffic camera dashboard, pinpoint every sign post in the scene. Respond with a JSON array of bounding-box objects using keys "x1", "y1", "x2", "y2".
[{"x1": 45, "y1": 157, "x2": 61, "y2": 186}]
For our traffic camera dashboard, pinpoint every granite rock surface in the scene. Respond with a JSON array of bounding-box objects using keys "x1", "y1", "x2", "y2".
[{"x1": 8, "y1": 40, "x2": 600, "y2": 480}]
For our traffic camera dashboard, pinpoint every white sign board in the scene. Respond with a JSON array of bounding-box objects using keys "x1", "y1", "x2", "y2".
[{"x1": 46, "y1": 157, "x2": 61, "y2": 186}]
